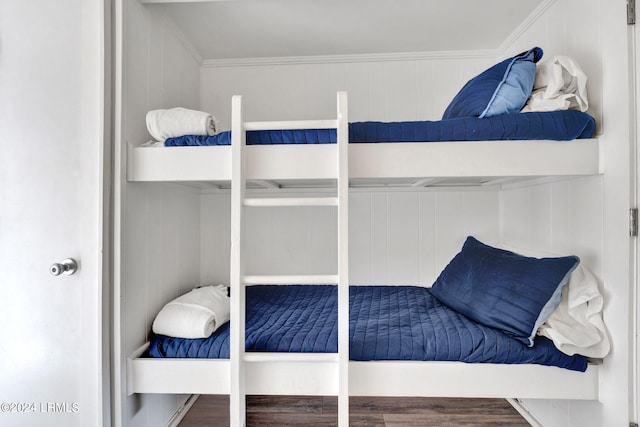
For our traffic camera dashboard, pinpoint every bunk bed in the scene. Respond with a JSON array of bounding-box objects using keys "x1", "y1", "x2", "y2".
[
  {"x1": 127, "y1": 89, "x2": 602, "y2": 412},
  {"x1": 124, "y1": 48, "x2": 608, "y2": 427}
]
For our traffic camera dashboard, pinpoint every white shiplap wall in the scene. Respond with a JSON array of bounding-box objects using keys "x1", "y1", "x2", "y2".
[
  {"x1": 119, "y1": 1, "x2": 201, "y2": 426},
  {"x1": 495, "y1": 0, "x2": 620, "y2": 425},
  {"x1": 500, "y1": 176, "x2": 605, "y2": 427},
  {"x1": 200, "y1": 56, "x2": 492, "y2": 131},
  {"x1": 200, "y1": 190, "x2": 500, "y2": 287}
]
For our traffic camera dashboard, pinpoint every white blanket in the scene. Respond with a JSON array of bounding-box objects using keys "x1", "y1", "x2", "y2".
[
  {"x1": 538, "y1": 264, "x2": 610, "y2": 358},
  {"x1": 146, "y1": 107, "x2": 217, "y2": 142},
  {"x1": 495, "y1": 242, "x2": 609, "y2": 358},
  {"x1": 152, "y1": 285, "x2": 230, "y2": 339},
  {"x1": 522, "y1": 55, "x2": 589, "y2": 113}
]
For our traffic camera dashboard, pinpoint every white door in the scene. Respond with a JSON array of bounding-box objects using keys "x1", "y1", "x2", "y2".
[{"x1": 0, "y1": 2, "x2": 106, "y2": 427}]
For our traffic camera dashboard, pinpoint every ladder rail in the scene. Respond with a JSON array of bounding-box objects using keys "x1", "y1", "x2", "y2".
[
  {"x1": 230, "y1": 95, "x2": 246, "y2": 427},
  {"x1": 336, "y1": 91, "x2": 349, "y2": 427}
]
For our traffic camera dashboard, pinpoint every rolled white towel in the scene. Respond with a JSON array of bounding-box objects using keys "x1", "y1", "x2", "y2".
[
  {"x1": 146, "y1": 107, "x2": 217, "y2": 142},
  {"x1": 152, "y1": 285, "x2": 230, "y2": 339}
]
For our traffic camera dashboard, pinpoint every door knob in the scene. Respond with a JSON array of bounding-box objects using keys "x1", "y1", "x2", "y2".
[{"x1": 50, "y1": 258, "x2": 78, "y2": 276}]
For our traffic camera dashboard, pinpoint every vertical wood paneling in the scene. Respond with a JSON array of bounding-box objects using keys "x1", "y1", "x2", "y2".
[
  {"x1": 307, "y1": 206, "x2": 338, "y2": 275},
  {"x1": 145, "y1": 185, "x2": 163, "y2": 332},
  {"x1": 568, "y1": 176, "x2": 603, "y2": 273},
  {"x1": 272, "y1": 208, "x2": 312, "y2": 274},
  {"x1": 418, "y1": 193, "x2": 437, "y2": 285},
  {"x1": 161, "y1": 26, "x2": 180, "y2": 108},
  {"x1": 386, "y1": 193, "x2": 420, "y2": 284},
  {"x1": 415, "y1": 61, "x2": 435, "y2": 120},
  {"x1": 500, "y1": 189, "x2": 529, "y2": 245},
  {"x1": 461, "y1": 191, "x2": 500, "y2": 244},
  {"x1": 305, "y1": 63, "x2": 348, "y2": 119},
  {"x1": 370, "y1": 193, "x2": 389, "y2": 283},
  {"x1": 500, "y1": 177, "x2": 603, "y2": 275},
  {"x1": 201, "y1": 190, "x2": 500, "y2": 287},
  {"x1": 125, "y1": 0, "x2": 151, "y2": 146},
  {"x1": 499, "y1": 0, "x2": 602, "y2": 131},
  {"x1": 244, "y1": 206, "x2": 273, "y2": 275},
  {"x1": 349, "y1": 193, "x2": 373, "y2": 284},
  {"x1": 368, "y1": 63, "x2": 387, "y2": 120},
  {"x1": 384, "y1": 61, "x2": 418, "y2": 121},
  {"x1": 528, "y1": 185, "x2": 553, "y2": 252},
  {"x1": 434, "y1": 192, "x2": 465, "y2": 274},
  {"x1": 200, "y1": 193, "x2": 231, "y2": 285},
  {"x1": 123, "y1": 184, "x2": 149, "y2": 353},
  {"x1": 550, "y1": 181, "x2": 571, "y2": 255},
  {"x1": 200, "y1": 55, "x2": 486, "y2": 129},
  {"x1": 346, "y1": 63, "x2": 370, "y2": 122},
  {"x1": 500, "y1": 179, "x2": 605, "y2": 427},
  {"x1": 121, "y1": 2, "x2": 202, "y2": 426}
]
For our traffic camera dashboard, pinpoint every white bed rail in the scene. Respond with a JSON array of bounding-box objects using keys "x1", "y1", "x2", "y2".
[{"x1": 230, "y1": 91, "x2": 349, "y2": 427}]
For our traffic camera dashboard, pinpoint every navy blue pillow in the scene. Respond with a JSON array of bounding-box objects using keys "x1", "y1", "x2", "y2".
[
  {"x1": 442, "y1": 47, "x2": 543, "y2": 120},
  {"x1": 429, "y1": 236, "x2": 578, "y2": 346}
]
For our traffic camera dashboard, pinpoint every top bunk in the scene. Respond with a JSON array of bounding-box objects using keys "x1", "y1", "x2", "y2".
[
  {"x1": 127, "y1": 46, "x2": 601, "y2": 190},
  {"x1": 128, "y1": 103, "x2": 600, "y2": 189}
]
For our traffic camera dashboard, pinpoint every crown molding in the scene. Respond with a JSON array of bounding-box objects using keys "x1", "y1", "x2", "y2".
[
  {"x1": 496, "y1": 0, "x2": 557, "y2": 57},
  {"x1": 201, "y1": 49, "x2": 496, "y2": 68}
]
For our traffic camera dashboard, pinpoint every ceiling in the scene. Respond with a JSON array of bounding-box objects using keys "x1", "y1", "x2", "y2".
[{"x1": 150, "y1": 0, "x2": 545, "y2": 60}]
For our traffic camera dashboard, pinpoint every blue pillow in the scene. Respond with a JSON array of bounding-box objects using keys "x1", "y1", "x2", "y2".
[
  {"x1": 442, "y1": 47, "x2": 543, "y2": 120},
  {"x1": 429, "y1": 236, "x2": 578, "y2": 346}
]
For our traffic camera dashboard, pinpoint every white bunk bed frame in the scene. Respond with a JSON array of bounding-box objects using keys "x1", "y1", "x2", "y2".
[{"x1": 126, "y1": 92, "x2": 601, "y2": 425}]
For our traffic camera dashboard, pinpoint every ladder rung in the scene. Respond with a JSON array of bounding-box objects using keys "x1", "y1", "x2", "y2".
[
  {"x1": 243, "y1": 352, "x2": 338, "y2": 363},
  {"x1": 244, "y1": 197, "x2": 338, "y2": 207},
  {"x1": 244, "y1": 119, "x2": 338, "y2": 131},
  {"x1": 243, "y1": 275, "x2": 339, "y2": 285}
]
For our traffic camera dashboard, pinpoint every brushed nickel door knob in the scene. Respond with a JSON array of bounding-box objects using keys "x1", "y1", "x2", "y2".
[{"x1": 50, "y1": 258, "x2": 78, "y2": 276}]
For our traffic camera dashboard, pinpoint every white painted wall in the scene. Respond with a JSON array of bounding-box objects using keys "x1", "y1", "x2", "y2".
[{"x1": 116, "y1": 1, "x2": 202, "y2": 426}]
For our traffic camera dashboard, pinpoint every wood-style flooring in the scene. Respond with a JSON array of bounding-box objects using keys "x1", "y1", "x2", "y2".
[{"x1": 178, "y1": 395, "x2": 530, "y2": 426}]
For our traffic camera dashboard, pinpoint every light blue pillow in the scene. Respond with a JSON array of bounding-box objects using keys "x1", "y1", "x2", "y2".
[
  {"x1": 442, "y1": 47, "x2": 543, "y2": 120},
  {"x1": 429, "y1": 236, "x2": 578, "y2": 347}
]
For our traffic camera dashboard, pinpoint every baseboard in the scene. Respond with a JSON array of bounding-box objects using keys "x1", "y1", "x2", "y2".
[
  {"x1": 165, "y1": 394, "x2": 200, "y2": 427},
  {"x1": 507, "y1": 398, "x2": 544, "y2": 427}
]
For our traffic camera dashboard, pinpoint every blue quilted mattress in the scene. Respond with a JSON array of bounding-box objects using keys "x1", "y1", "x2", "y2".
[
  {"x1": 148, "y1": 285, "x2": 587, "y2": 371},
  {"x1": 164, "y1": 110, "x2": 595, "y2": 146}
]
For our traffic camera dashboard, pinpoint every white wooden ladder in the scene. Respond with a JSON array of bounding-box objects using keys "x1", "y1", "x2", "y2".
[{"x1": 230, "y1": 92, "x2": 349, "y2": 427}]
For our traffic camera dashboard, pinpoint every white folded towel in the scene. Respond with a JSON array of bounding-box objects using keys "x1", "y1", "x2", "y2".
[
  {"x1": 152, "y1": 285, "x2": 230, "y2": 339},
  {"x1": 146, "y1": 107, "x2": 217, "y2": 142},
  {"x1": 522, "y1": 55, "x2": 589, "y2": 113}
]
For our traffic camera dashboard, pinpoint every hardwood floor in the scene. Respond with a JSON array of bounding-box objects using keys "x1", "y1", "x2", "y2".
[{"x1": 178, "y1": 395, "x2": 530, "y2": 426}]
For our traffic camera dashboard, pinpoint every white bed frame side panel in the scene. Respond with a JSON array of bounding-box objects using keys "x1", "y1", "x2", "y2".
[
  {"x1": 127, "y1": 354, "x2": 599, "y2": 401},
  {"x1": 349, "y1": 362, "x2": 599, "y2": 400},
  {"x1": 128, "y1": 138, "x2": 600, "y2": 183}
]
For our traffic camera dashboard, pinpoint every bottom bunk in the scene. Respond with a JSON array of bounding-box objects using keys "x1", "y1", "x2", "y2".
[
  {"x1": 128, "y1": 348, "x2": 599, "y2": 400},
  {"x1": 127, "y1": 282, "x2": 600, "y2": 400}
]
